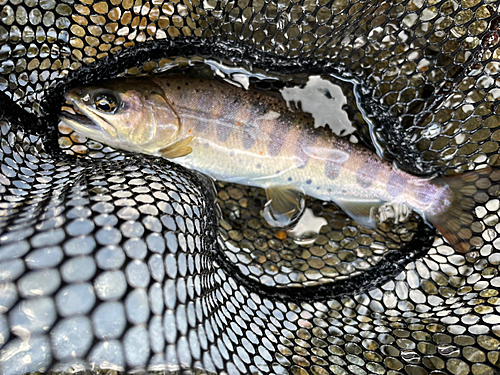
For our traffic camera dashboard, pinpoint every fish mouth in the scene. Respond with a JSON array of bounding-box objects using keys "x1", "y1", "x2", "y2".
[
  {"x1": 59, "y1": 110, "x2": 101, "y2": 130},
  {"x1": 59, "y1": 94, "x2": 118, "y2": 138}
]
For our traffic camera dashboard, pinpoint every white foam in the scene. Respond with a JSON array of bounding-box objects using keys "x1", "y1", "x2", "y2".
[
  {"x1": 280, "y1": 75, "x2": 355, "y2": 136},
  {"x1": 288, "y1": 208, "x2": 328, "y2": 241}
]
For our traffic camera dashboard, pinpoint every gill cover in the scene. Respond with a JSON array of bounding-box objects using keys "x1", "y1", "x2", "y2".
[{"x1": 62, "y1": 78, "x2": 185, "y2": 156}]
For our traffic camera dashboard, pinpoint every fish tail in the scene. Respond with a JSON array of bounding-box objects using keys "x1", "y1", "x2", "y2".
[{"x1": 426, "y1": 167, "x2": 500, "y2": 253}]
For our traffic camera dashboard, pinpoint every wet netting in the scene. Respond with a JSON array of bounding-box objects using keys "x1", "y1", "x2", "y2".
[{"x1": 1, "y1": 0, "x2": 500, "y2": 374}]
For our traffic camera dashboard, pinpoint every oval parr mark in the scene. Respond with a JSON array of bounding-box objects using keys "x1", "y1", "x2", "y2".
[
  {"x1": 325, "y1": 159, "x2": 342, "y2": 180},
  {"x1": 195, "y1": 94, "x2": 210, "y2": 133},
  {"x1": 242, "y1": 105, "x2": 265, "y2": 150},
  {"x1": 327, "y1": 149, "x2": 349, "y2": 162},
  {"x1": 195, "y1": 115, "x2": 210, "y2": 133},
  {"x1": 243, "y1": 105, "x2": 267, "y2": 149},
  {"x1": 356, "y1": 157, "x2": 381, "y2": 188},
  {"x1": 387, "y1": 172, "x2": 408, "y2": 197},
  {"x1": 217, "y1": 121, "x2": 234, "y2": 142},
  {"x1": 268, "y1": 121, "x2": 288, "y2": 157},
  {"x1": 217, "y1": 97, "x2": 242, "y2": 142},
  {"x1": 295, "y1": 128, "x2": 318, "y2": 169},
  {"x1": 243, "y1": 120, "x2": 261, "y2": 150},
  {"x1": 324, "y1": 150, "x2": 349, "y2": 180}
]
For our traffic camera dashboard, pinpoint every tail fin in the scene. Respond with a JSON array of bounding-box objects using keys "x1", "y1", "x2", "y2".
[{"x1": 427, "y1": 167, "x2": 500, "y2": 253}]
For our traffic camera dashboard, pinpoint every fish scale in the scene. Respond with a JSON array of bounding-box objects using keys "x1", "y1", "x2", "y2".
[
  {"x1": 158, "y1": 77, "x2": 420, "y2": 207},
  {"x1": 60, "y1": 75, "x2": 492, "y2": 253}
]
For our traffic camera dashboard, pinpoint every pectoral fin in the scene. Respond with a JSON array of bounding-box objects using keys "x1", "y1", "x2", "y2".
[
  {"x1": 334, "y1": 197, "x2": 382, "y2": 229},
  {"x1": 159, "y1": 136, "x2": 194, "y2": 159},
  {"x1": 264, "y1": 186, "x2": 305, "y2": 227}
]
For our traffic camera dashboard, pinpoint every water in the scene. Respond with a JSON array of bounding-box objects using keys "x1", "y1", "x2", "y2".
[
  {"x1": 288, "y1": 208, "x2": 328, "y2": 246},
  {"x1": 279, "y1": 75, "x2": 355, "y2": 137}
]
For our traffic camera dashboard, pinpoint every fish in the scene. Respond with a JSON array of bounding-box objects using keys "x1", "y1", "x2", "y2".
[{"x1": 59, "y1": 75, "x2": 494, "y2": 254}]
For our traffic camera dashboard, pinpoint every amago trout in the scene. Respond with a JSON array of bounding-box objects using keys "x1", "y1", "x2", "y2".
[{"x1": 60, "y1": 75, "x2": 492, "y2": 253}]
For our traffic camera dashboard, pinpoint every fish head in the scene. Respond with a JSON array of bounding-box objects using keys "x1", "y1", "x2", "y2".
[{"x1": 60, "y1": 78, "x2": 181, "y2": 155}]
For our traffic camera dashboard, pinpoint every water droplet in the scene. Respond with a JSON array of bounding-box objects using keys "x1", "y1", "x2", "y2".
[{"x1": 262, "y1": 191, "x2": 305, "y2": 228}]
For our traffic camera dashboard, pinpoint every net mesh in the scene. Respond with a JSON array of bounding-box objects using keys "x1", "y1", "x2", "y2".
[{"x1": 1, "y1": 0, "x2": 500, "y2": 374}]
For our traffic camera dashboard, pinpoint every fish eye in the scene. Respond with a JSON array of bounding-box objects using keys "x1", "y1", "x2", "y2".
[{"x1": 93, "y1": 92, "x2": 120, "y2": 113}]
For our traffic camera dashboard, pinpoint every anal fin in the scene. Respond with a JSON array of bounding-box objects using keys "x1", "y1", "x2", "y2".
[{"x1": 334, "y1": 197, "x2": 382, "y2": 229}]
